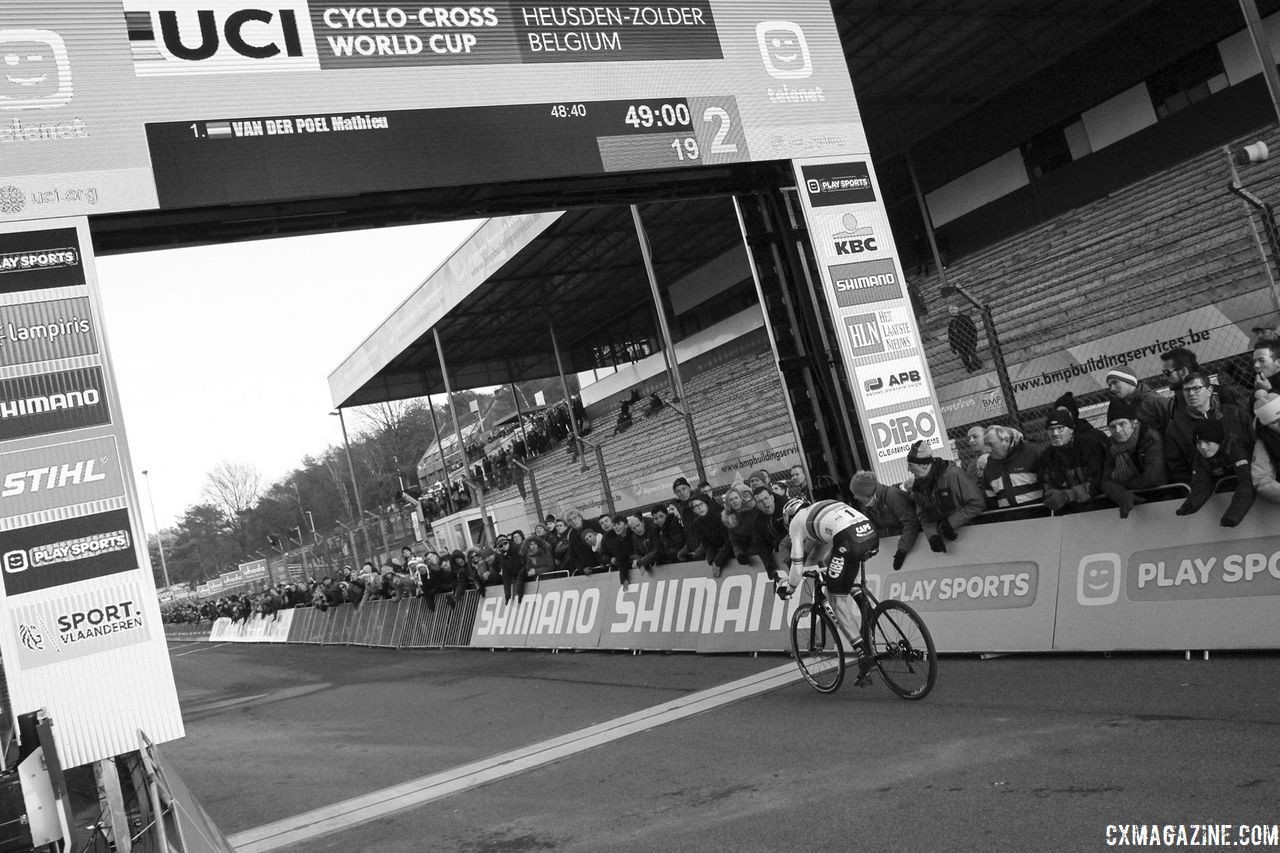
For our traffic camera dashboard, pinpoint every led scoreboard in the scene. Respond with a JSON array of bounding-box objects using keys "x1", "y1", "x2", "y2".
[{"x1": 0, "y1": 0, "x2": 867, "y2": 218}]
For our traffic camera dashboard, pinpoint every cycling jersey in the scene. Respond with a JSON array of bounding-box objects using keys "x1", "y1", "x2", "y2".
[
  {"x1": 787, "y1": 500, "x2": 873, "y2": 567},
  {"x1": 785, "y1": 500, "x2": 878, "y2": 595}
]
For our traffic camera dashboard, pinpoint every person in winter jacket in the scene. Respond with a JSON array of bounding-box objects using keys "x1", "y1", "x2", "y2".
[
  {"x1": 1103, "y1": 367, "x2": 1172, "y2": 432},
  {"x1": 686, "y1": 493, "x2": 730, "y2": 571},
  {"x1": 1039, "y1": 408, "x2": 1107, "y2": 513},
  {"x1": 849, "y1": 470, "x2": 920, "y2": 570},
  {"x1": 1252, "y1": 392, "x2": 1280, "y2": 504},
  {"x1": 749, "y1": 487, "x2": 789, "y2": 578},
  {"x1": 627, "y1": 514, "x2": 662, "y2": 572},
  {"x1": 1098, "y1": 396, "x2": 1168, "y2": 517},
  {"x1": 980, "y1": 425, "x2": 1045, "y2": 509},
  {"x1": 905, "y1": 441, "x2": 985, "y2": 552},
  {"x1": 1175, "y1": 418, "x2": 1254, "y2": 527},
  {"x1": 1164, "y1": 371, "x2": 1254, "y2": 484},
  {"x1": 600, "y1": 516, "x2": 635, "y2": 585},
  {"x1": 559, "y1": 510, "x2": 603, "y2": 575},
  {"x1": 650, "y1": 506, "x2": 686, "y2": 564}
]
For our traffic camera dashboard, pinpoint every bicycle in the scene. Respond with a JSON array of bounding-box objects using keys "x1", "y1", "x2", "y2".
[{"x1": 789, "y1": 560, "x2": 937, "y2": 699}]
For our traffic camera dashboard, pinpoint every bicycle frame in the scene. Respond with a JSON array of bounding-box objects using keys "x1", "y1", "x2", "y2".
[{"x1": 806, "y1": 561, "x2": 879, "y2": 674}]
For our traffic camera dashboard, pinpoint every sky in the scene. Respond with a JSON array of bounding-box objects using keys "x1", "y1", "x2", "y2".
[{"x1": 95, "y1": 219, "x2": 481, "y2": 530}]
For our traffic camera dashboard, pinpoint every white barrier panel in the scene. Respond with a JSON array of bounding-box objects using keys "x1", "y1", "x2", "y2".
[
  {"x1": 1055, "y1": 495, "x2": 1280, "y2": 650},
  {"x1": 867, "y1": 515, "x2": 1063, "y2": 653},
  {"x1": 208, "y1": 611, "x2": 295, "y2": 644}
]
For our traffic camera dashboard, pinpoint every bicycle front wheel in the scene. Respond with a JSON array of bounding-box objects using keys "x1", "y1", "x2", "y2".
[
  {"x1": 790, "y1": 603, "x2": 845, "y2": 693},
  {"x1": 869, "y1": 600, "x2": 937, "y2": 700}
]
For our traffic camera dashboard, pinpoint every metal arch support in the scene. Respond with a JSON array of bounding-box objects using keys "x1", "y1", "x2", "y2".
[{"x1": 630, "y1": 203, "x2": 708, "y2": 485}]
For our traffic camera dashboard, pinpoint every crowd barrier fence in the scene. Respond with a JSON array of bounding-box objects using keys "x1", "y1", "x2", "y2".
[{"x1": 165, "y1": 493, "x2": 1280, "y2": 654}]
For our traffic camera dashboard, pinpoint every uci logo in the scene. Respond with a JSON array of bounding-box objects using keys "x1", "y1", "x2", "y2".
[
  {"x1": 871, "y1": 410, "x2": 938, "y2": 450},
  {"x1": 127, "y1": 3, "x2": 317, "y2": 74}
]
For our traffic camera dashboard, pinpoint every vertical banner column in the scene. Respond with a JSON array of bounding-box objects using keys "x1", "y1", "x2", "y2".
[
  {"x1": 790, "y1": 158, "x2": 950, "y2": 485},
  {"x1": 0, "y1": 218, "x2": 183, "y2": 769}
]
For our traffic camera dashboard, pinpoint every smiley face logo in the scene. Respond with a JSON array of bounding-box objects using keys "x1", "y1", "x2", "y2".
[
  {"x1": 1077, "y1": 553, "x2": 1121, "y2": 606},
  {"x1": 0, "y1": 30, "x2": 72, "y2": 110},
  {"x1": 756, "y1": 21, "x2": 812, "y2": 80}
]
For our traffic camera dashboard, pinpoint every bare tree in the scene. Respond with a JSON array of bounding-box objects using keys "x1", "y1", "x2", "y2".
[
  {"x1": 202, "y1": 461, "x2": 262, "y2": 556},
  {"x1": 203, "y1": 461, "x2": 262, "y2": 517}
]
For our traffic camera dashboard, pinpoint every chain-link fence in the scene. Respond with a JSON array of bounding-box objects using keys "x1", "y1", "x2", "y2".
[{"x1": 912, "y1": 127, "x2": 1280, "y2": 463}]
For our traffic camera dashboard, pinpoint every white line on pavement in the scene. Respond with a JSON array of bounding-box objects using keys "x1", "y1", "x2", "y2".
[
  {"x1": 173, "y1": 642, "x2": 230, "y2": 657},
  {"x1": 228, "y1": 661, "x2": 802, "y2": 852}
]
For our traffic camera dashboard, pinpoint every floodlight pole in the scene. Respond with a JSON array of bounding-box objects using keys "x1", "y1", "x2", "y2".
[
  {"x1": 139, "y1": 469, "x2": 171, "y2": 590},
  {"x1": 631, "y1": 204, "x2": 708, "y2": 485},
  {"x1": 332, "y1": 407, "x2": 363, "y2": 521},
  {"x1": 434, "y1": 327, "x2": 496, "y2": 545}
]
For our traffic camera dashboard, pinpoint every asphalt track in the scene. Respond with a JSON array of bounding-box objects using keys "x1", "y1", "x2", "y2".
[{"x1": 164, "y1": 641, "x2": 1280, "y2": 852}]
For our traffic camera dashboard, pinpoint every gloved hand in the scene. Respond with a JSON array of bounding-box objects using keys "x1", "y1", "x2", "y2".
[
  {"x1": 928, "y1": 535, "x2": 946, "y2": 553},
  {"x1": 1043, "y1": 489, "x2": 1068, "y2": 512},
  {"x1": 1220, "y1": 516, "x2": 1239, "y2": 528},
  {"x1": 736, "y1": 553, "x2": 751, "y2": 565},
  {"x1": 939, "y1": 518, "x2": 957, "y2": 541},
  {"x1": 774, "y1": 581, "x2": 792, "y2": 601},
  {"x1": 1175, "y1": 503, "x2": 1195, "y2": 516},
  {"x1": 892, "y1": 551, "x2": 906, "y2": 571}
]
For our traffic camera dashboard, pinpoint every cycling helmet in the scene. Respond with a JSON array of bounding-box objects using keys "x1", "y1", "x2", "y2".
[{"x1": 782, "y1": 497, "x2": 809, "y2": 524}]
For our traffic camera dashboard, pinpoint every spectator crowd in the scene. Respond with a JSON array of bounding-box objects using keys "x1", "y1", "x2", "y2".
[{"x1": 165, "y1": 332, "x2": 1280, "y2": 624}]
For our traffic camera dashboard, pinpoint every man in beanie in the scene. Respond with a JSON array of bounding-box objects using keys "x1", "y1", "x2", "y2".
[
  {"x1": 849, "y1": 470, "x2": 921, "y2": 569},
  {"x1": 1103, "y1": 366, "x2": 1171, "y2": 432},
  {"x1": 905, "y1": 440, "x2": 985, "y2": 553},
  {"x1": 1250, "y1": 391, "x2": 1280, "y2": 504},
  {"x1": 1099, "y1": 396, "x2": 1167, "y2": 518},
  {"x1": 1038, "y1": 408, "x2": 1107, "y2": 513},
  {"x1": 1051, "y1": 391, "x2": 1109, "y2": 456},
  {"x1": 1175, "y1": 418, "x2": 1254, "y2": 526},
  {"x1": 1164, "y1": 371, "x2": 1254, "y2": 484},
  {"x1": 745, "y1": 469, "x2": 772, "y2": 492}
]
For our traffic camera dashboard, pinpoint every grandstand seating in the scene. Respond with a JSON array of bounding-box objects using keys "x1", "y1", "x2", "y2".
[
  {"x1": 472, "y1": 337, "x2": 794, "y2": 520},
  {"x1": 912, "y1": 125, "x2": 1280, "y2": 392}
]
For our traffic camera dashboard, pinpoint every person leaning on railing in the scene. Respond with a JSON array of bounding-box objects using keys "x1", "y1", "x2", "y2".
[
  {"x1": 979, "y1": 425, "x2": 1045, "y2": 510},
  {"x1": 1164, "y1": 371, "x2": 1254, "y2": 485},
  {"x1": 1250, "y1": 391, "x2": 1280, "y2": 505},
  {"x1": 1175, "y1": 418, "x2": 1254, "y2": 527},
  {"x1": 1098, "y1": 396, "x2": 1168, "y2": 518},
  {"x1": 905, "y1": 440, "x2": 986, "y2": 552},
  {"x1": 848, "y1": 470, "x2": 921, "y2": 571},
  {"x1": 1038, "y1": 408, "x2": 1107, "y2": 514}
]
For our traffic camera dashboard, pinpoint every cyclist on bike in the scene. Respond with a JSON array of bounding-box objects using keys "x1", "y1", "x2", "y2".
[{"x1": 775, "y1": 497, "x2": 880, "y2": 651}]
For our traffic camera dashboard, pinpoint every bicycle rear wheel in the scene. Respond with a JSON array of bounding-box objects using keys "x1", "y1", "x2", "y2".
[
  {"x1": 790, "y1": 604, "x2": 845, "y2": 693},
  {"x1": 869, "y1": 600, "x2": 937, "y2": 700}
]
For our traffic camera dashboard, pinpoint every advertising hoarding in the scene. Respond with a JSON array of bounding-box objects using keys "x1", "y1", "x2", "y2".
[
  {"x1": 3, "y1": 0, "x2": 865, "y2": 221},
  {"x1": 791, "y1": 156, "x2": 949, "y2": 484},
  {"x1": 0, "y1": 218, "x2": 182, "y2": 769}
]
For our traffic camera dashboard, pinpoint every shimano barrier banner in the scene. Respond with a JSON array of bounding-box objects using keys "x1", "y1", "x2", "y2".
[
  {"x1": 208, "y1": 610, "x2": 294, "y2": 643},
  {"x1": 0, "y1": 218, "x2": 182, "y2": 769},
  {"x1": 1054, "y1": 496, "x2": 1280, "y2": 651},
  {"x1": 3, "y1": 0, "x2": 865, "y2": 221},
  {"x1": 791, "y1": 155, "x2": 950, "y2": 485},
  {"x1": 472, "y1": 561, "x2": 801, "y2": 652}
]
